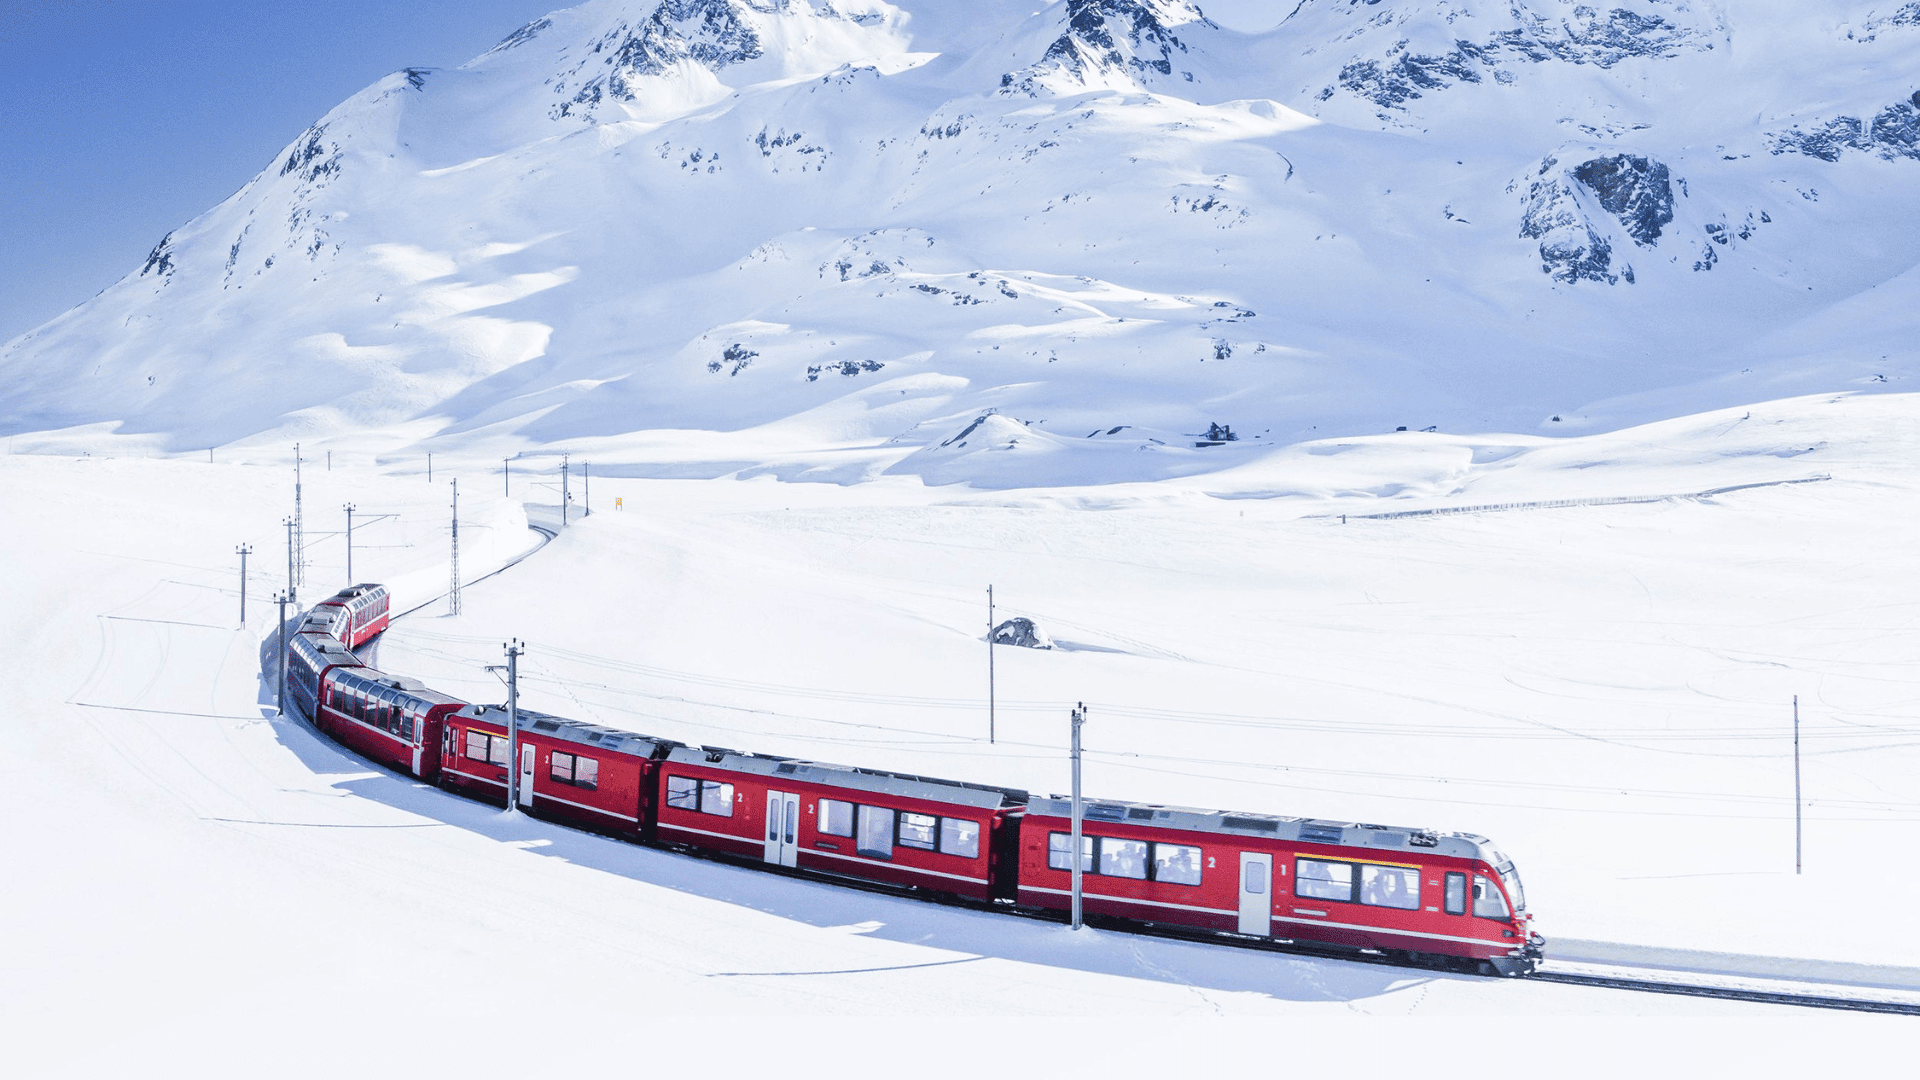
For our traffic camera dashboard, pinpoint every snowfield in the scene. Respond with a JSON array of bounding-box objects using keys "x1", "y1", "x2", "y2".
[
  {"x1": 7, "y1": 0, "x2": 1920, "y2": 1068},
  {"x1": 5, "y1": 389, "x2": 1919, "y2": 1072}
]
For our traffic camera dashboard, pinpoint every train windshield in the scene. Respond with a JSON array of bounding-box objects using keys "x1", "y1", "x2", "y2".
[{"x1": 1499, "y1": 865, "x2": 1526, "y2": 912}]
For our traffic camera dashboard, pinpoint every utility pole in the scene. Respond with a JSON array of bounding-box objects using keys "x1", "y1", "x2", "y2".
[
  {"x1": 283, "y1": 516, "x2": 298, "y2": 604},
  {"x1": 1070, "y1": 701, "x2": 1086, "y2": 930},
  {"x1": 504, "y1": 639, "x2": 523, "y2": 812},
  {"x1": 988, "y1": 585, "x2": 996, "y2": 744},
  {"x1": 236, "y1": 544, "x2": 252, "y2": 627},
  {"x1": 427, "y1": 452, "x2": 433, "y2": 483},
  {"x1": 583, "y1": 461, "x2": 590, "y2": 516},
  {"x1": 275, "y1": 590, "x2": 291, "y2": 716},
  {"x1": 449, "y1": 479, "x2": 462, "y2": 616},
  {"x1": 1794, "y1": 695, "x2": 1802, "y2": 875},
  {"x1": 342, "y1": 503, "x2": 356, "y2": 582},
  {"x1": 561, "y1": 453, "x2": 570, "y2": 526},
  {"x1": 504, "y1": 457, "x2": 510, "y2": 496},
  {"x1": 327, "y1": 450, "x2": 331, "y2": 471},
  {"x1": 293, "y1": 444, "x2": 305, "y2": 588}
]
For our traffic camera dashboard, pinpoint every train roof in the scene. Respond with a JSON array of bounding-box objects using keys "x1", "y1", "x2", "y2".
[
  {"x1": 452, "y1": 704, "x2": 678, "y2": 759},
  {"x1": 1024, "y1": 796, "x2": 1508, "y2": 867},
  {"x1": 292, "y1": 630, "x2": 360, "y2": 666},
  {"x1": 665, "y1": 744, "x2": 1028, "y2": 811},
  {"x1": 332, "y1": 665, "x2": 465, "y2": 708},
  {"x1": 317, "y1": 583, "x2": 387, "y2": 609}
]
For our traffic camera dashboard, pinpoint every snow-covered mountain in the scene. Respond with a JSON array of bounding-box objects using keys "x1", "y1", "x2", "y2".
[{"x1": 4, "y1": 0, "x2": 1918, "y2": 484}]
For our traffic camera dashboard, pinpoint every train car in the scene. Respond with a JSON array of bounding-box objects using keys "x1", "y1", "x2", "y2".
[
  {"x1": 653, "y1": 746, "x2": 1027, "y2": 902},
  {"x1": 1016, "y1": 798, "x2": 1542, "y2": 975},
  {"x1": 298, "y1": 605, "x2": 352, "y2": 643},
  {"x1": 316, "y1": 664, "x2": 464, "y2": 781},
  {"x1": 285, "y1": 630, "x2": 363, "y2": 722},
  {"x1": 437, "y1": 704, "x2": 675, "y2": 836},
  {"x1": 312, "y1": 584, "x2": 390, "y2": 650}
]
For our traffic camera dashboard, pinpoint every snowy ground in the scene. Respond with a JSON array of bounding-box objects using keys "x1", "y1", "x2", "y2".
[{"x1": 6, "y1": 392, "x2": 1919, "y2": 1073}]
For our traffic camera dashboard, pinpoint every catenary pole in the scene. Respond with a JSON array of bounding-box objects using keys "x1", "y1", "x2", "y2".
[
  {"x1": 283, "y1": 516, "x2": 297, "y2": 604},
  {"x1": 275, "y1": 590, "x2": 291, "y2": 716},
  {"x1": 504, "y1": 457, "x2": 510, "y2": 496},
  {"x1": 1794, "y1": 694, "x2": 1802, "y2": 875},
  {"x1": 342, "y1": 503, "x2": 356, "y2": 582},
  {"x1": 504, "y1": 639, "x2": 522, "y2": 812},
  {"x1": 1070, "y1": 701, "x2": 1085, "y2": 930},
  {"x1": 561, "y1": 453, "x2": 570, "y2": 526},
  {"x1": 449, "y1": 479, "x2": 462, "y2": 616},
  {"x1": 236, "y1": 544, "x2": 252, "y2": 627},
  {"x1": 988, "y1": 585, "x2": 995, "y2": 744},
  {"x1": 293, "y1": 444, "x2": 305, "y2": 588},
  {"x1": 583, "y1": 461, "x2": 590, "y2": 516}
]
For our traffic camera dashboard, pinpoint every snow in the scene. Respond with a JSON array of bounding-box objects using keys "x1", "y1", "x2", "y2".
[
  {"x1": 6, "y1": 389, "x2": 1919, "y2": 1068},
  {"x1": 7, "y1": 0, "x2": 1920, "y2": 1064}
]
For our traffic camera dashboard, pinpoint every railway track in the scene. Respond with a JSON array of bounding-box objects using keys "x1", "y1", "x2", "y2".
[{"x1": 1530, "y1": 969, "x2": 1920, "y2": 1016}]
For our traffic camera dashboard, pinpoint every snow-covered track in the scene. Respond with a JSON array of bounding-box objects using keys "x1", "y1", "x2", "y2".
[{"x1": 1530, "y1": 969, "x2": 1920, "y2": 1016}]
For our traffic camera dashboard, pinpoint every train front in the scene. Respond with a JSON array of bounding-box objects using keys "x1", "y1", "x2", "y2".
[{"x1": 1481, "y1": 850, "x2": 1545, "y2": 976}]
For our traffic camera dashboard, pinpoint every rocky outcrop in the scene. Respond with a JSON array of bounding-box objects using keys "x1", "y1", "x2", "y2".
[
  {"x1": 1770, "y1": 97, "x2": 1920, "y2": 161},
  {"x1": 1571, "y1": 154, "x2": 1673, "y2": 245},
  {"x1": 1517, "y1": 152, "x2": 1675, "y2": 285},
  {"x1": 555, "y1": 0, "x2": 768, "y2": 118},
  {"x1": 1002, "y1": 0, "x2": 1212, "y2": 94}
]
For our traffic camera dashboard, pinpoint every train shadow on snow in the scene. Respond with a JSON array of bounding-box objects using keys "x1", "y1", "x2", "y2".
[{"x1": 253, "y1": 672, "x2": 1449, "y2": 1007}]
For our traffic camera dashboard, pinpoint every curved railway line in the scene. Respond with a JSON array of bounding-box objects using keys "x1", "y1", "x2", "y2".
[{"x1": 288, "y1": 511, "x2": 1920, "y2": 1018}]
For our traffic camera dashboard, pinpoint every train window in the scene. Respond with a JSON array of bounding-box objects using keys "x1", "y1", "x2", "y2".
[
  {"x1": 857, "y1": 806, "x2": 895, "y2": 859},
  {"x1": 1359, "y1": 865, "x2": 1419, "y2": 910},
  {"x1": 1244, "y1": 860, "x2": 1267, "y2": 895},
  {"x1": 939, "y1": 817, "x2": 980, "y2": 859},
  {"x1": 1295, "y1": 858, "x2": 1354, "y2": 902},
  {"x1": 550, "y1": 752, "x2": 599, "y2": 791},
  {"x1": 1047, "y1": 832, "x2": 1093, "y2": 873},
  {"x1": 1152, "y1": 843, "x2": 1202, "y2": 886},
  {"x1": 401, "y1": 712, "x2": 414, "y2": 742},
  {"x1": 489, "y1": 736, "x2": 509, "y2": 766},
  {"x1": 666, "y1": 776, "x2": 699, "y2": 811},
  {"x1": 1500, "y1": 866, "x2": 1527, "y2": 912},
  {"x1": 899, "y1": 812, "x2": 937, "y2": 851},
  {"x1": 1100, "y1": 838, "x2": 1148, "y2": 880},
  {"x1": 1444, "y1": 873, "x2": 1467, "y2": 915},
  {"x1": 465, "y1": 730, "x2": 489, "y2": 761},
  {"x1": 1472, "y1": 875, "x2": 1509, "y2": 919},
  {"x1": 819, "y1": 799, "x2": 854, "y2": 837},
  {"x1": 699, "y1": 780, "x2": 734, "y2": 817}
]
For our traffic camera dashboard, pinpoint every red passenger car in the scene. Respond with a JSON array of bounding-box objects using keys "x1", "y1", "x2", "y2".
[
  {"x1": 1016, "y1": 798, "x2": 1540, "y2": 974},
  {"x1": 312, "y1": 584, "x2": 390, "y2": 650},
  {"x1": 315, "y1": 665, "x2": 464, "y2": 782},
  {"x1": 653, "y1": 746, "x2": 1026, "y2": 902},
  {"x1": 437, "y1": 704, "x2": 674, "y2": 836}
]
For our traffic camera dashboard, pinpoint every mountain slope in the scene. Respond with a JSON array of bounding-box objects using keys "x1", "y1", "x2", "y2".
[{"x1": 4, "y1": 0, "x2": 1917, "y2": 483}]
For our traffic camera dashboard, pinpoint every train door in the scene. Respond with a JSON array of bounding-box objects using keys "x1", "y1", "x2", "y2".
[
  {"x1": 1238, "y1": 852, "x2": 1273, "y2": 936},
  {"x1": 519, "y1": 744, "x2": 536, "y2": 808},
  {"x1": 764, "y1": 791, "x2": 799, "y2": 867},
  {"x1": 410, "y1": 714, "x2": 424, "y2": 777}
]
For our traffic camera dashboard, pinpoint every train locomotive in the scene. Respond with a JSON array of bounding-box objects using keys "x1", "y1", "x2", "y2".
[{"x1": 283, "y1": 583, "x2": 1545, "y2": 976}]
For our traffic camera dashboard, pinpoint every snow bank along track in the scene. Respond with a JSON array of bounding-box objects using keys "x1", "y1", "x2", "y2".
[{"x1": 275, "y1": 517, "x2": 1918, "y2": 1016}]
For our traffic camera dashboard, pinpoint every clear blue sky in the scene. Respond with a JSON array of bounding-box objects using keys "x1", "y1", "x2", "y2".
[
  {"x1": 0, "y1": 0, "x2": 554, "y2": 344},
  {"x1": 0, "y1": 1, "x2": 1283, "y2": 346}
]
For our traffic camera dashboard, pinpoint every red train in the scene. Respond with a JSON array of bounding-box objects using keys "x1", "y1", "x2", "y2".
[{"x1": 281, "y1": 583, "x2": 1544, "y2": 976}]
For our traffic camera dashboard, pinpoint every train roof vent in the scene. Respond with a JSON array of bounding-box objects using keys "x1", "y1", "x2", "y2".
[
  {"x1": 1084, "y1": 804, "x2": 1126, "y2": 822},
  {"x1": 775, "y1": 763, "x2": 798, "y2": 774},
  {"x1": 1222, "y1": 816, "x2": 1280, "y2": 833},
  {"x1": 1297, "y1": 822, "x2": 1346, "y2": 845},
  {"x1": 1409, "y1": 831, "x2": 1439, "y2": 848},
  {"x1": 705, "y1": 750, "x2": 726, "y2": 763},
  {"x1": 1127, "y1": 807, "x2": 1156, "y2": 820},
  {"x1": 531, "y1": 720, "x2": 560, "y2": 732},
  {"x1": 585, "y1": 731, "x2": 604, "y2": 742}
]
